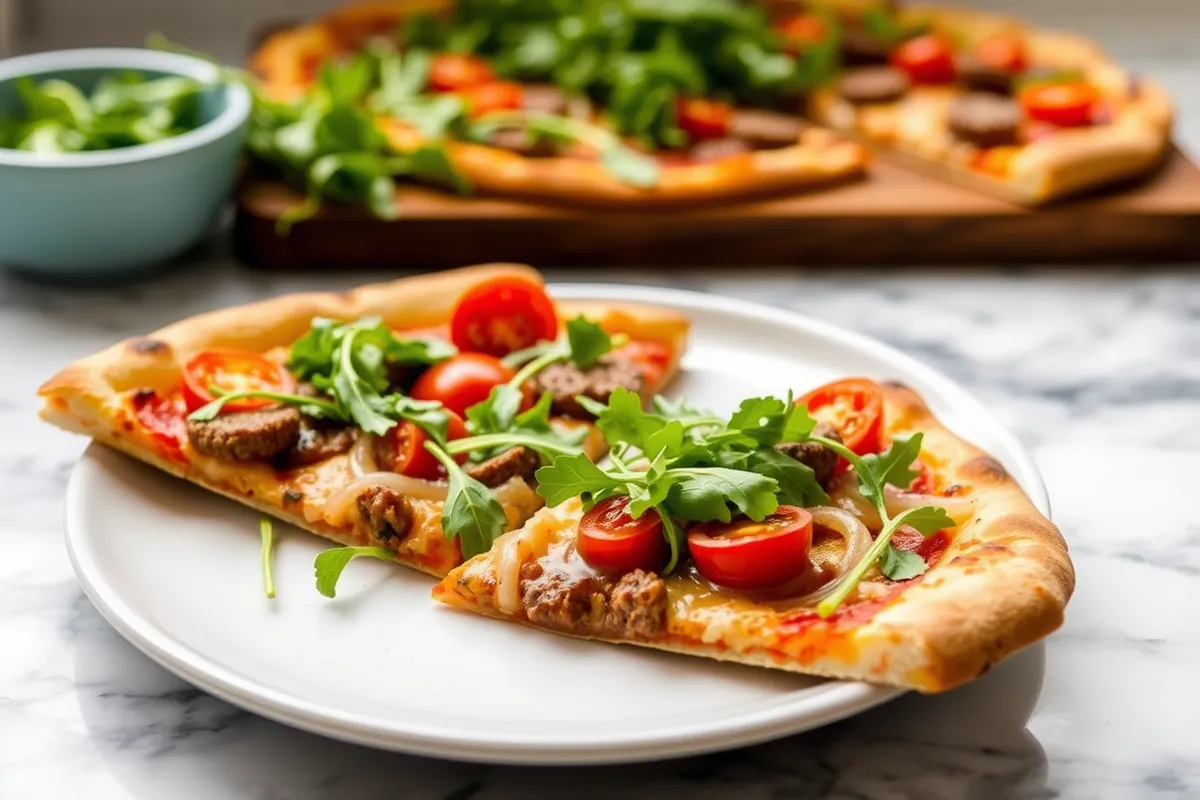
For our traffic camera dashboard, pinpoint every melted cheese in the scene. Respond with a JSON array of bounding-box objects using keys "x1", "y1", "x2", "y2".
[{"x1": 494, "y1": 497, "x2": 583, "y2": 614}]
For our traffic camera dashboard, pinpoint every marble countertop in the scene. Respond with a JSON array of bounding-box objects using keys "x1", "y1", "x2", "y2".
[{"x1": 2, "y1": 259, "x2": 1198, "y2": 799}]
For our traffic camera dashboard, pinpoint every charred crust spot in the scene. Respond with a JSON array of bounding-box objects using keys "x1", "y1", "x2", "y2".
[
  {"x1": 283, "y1": 489, "x2": 303, "y2": 504},
  {"x1": 880, "y1": 380, "x2": 908, "y2": 391},
  {"x1": 131, "y1": 387, "x2": 157, "y2": 403},
  {"x1": 963, "y1": 455, "x2": 1010, "y2": 484},
  {"x1": 128, "y1": 338, "x2": 170, "y2": 356},
  {"x1": 943, "y1": 483, "x2": 966, "y2": 496},
  {"x1": 122, "y1": 421, "x2": 134, "y2": 432}
]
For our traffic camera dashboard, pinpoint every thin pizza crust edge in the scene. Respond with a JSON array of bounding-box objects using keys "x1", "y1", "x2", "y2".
[
  {"x1": 435, "y1": 381, "x2": 1075, "y2": 692},
  {"x1": 38, "y1": 263, "x2": 691, "y2": 576}
]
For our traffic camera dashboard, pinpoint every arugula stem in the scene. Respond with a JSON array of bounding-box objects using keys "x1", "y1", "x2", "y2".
[
  {"x1": 187, "y1": 389, "x2": 343, "y2": 422},
  {"x1": 609, "y1": 448, "x2": 631, "y2": 472},
  {"x1": 425, "y1": 440, "x2": 464, "y2": 477},
  {"x1": 445, "y1": 432, "x2": 582, "y2": 458},
  {"x1": 810, "y1": 434, "x2": 861, "y2": 466},
  {"x1": 510, "y1": 347, "x2": 567, "y2": 388},
  {"x1": 816, "y1": 507, "x2": 928, "y2": 617},
  {"x1": 260, "y1": 517, "x2": 276, "y2": 600}
]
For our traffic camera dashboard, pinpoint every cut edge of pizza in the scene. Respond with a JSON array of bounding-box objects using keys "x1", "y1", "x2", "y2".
[
  {"x1": 807, "y1": 3, "x2": 1172, "y2": 205},
  {"x1": 38, "y1": 262, "x2": 690, "y2": 579},
  {"x1": 432, "y1": 380, "x2": 1075, "y2": 693}
]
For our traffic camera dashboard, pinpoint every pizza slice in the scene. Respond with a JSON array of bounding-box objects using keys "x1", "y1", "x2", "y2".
[
  {"x1": 38, "y1": 263, "x2": 689, "y2": 581},
  {"x1": 245, "y1": 0, "x2": 869, "y2": 212},
  {"x1": 433, "y1": 377, "x2": 1074, "y2": 692},
  {"x1": 804, "y1": 2, "x2": 1171, "y2": 203}
]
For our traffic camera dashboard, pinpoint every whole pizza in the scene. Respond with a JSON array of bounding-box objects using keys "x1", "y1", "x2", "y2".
[
  {"x1": 40, "y1": 265, "x2": 1075, "y2": 693},
  {"x1": 244, "y1": 0, "x2": 1170, "y2": 217}
]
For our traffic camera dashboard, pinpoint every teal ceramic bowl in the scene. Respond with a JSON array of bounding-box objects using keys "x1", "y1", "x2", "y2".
[{"x1": 0, "y1": 48, "x2": 251, "y2": 281}]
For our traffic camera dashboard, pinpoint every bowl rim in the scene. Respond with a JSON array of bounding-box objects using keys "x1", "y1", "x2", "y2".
[{"x1": 0, "y1": 47, "x2": 252, "y2": 168}]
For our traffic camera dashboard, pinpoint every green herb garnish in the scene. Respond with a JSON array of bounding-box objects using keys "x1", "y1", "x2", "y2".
[
  {"x1": 260, "y1": 517, "x2": 277, "y2": 599},
  {"x1": 314, "y1": 546, "x2": 398, "y2": 598}
]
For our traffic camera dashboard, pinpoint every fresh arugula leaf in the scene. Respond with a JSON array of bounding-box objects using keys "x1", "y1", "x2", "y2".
[
  {"x1": 426, "y1": 442, "x2": 508, "y2": 558},
  {"x1": 740, "y1": 447, "x2": 829, "y2": 507},
  {"x1": 727, "y1": 396, "x2": 789, "y2": 446},
  {"x1": 591, "y1": 386, "x2": 664, "y2": 449},
  {"x1": 390, "y1": 396, "x2": 452, "y2": 443},
  {"x1": 666, "y1": 467, "x2": 779, "y2": 523},
  {"x1": 260, "y1": 517, "x2": 277, "y2": 600},
  {"x1": 894, "y1": 505, "x2": 957, "y2": 536},
  {"x1": 465, "y1": 383, "x2": 525, "y2": 436},
  {"x1": 314, "y1": 546, "x2": 397, "y2": 598},
  {"x1": 879, "y1": 544, "x2": 927, "y2": 581},
  {"x1": 513, "y1": 390, "x2": 555, "y2": 432},
  {"x1": 564, "y1": 315, "x2": 615, "y2": 369},
  {"x1": 857, "y1": 433, "x2": 925, "y2": 506},
  {"x1": 659, "y1": 512, "x2": 686, "y2": 574},
  {"x1": 644, "y1": 420, "x2": 685, "y2": 461},
  {"x1": 534, "y1": 452, "x2": 621, "y2": 506}
]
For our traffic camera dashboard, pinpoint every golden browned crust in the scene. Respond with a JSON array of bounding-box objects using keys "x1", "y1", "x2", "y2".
[
  {"x1": 434, "y1": 380, "x2": 1075, "y2": 693},
  {"x1": 38, "y1": 264, "x2": 691, "y2": 577},
  {"x1": 808, "y1": 4, "x2": 1173, "y2": 205}
]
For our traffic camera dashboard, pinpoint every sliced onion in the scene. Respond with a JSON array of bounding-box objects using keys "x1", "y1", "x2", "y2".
[
  {"x1": 786, "y1": 506, "x2": 874, "y2": 606},
  {"x1": 323, "y1": 472, "x2": 450, "y2": 526},
  {"x1": 349, "y1": 433, "x2": 380, "y2": 477},
  {"x1": 830, "y1": 474, "x2": 977, "y2": 528}
]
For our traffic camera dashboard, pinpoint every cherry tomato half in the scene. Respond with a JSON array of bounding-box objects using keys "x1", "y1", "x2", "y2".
[
  {"x1": 612, "y1": 340, "x2": 673, "y2": 391},
  {"x1": 461, "y1": 81, "x2": 524, "y2": 116},
  {"x1": 577, "y1": 496, "x2": 668, "y2": 575},
  {"x1": 181, "y1": 348, "x2": 295, "y2": 414},
  {"x1": 796, "y1": 378, "x2": 885, "y2": 456},
  {"x1": 1018, "y1": 80, "x2": 1101, "y2": 128},
  {"x1": 687, "y1": 506, "x2": 813, "y2": 591},
  {"x1": 410, "y1": 353, "x2": 516, "y2": 417},
  {"x1": 379, "y1": 412, "x2": 469, "y2": 480},
  {"x1": 777, "y1": 14, "x2": 827, "y2": 51},
  {"x1": 976, "y1": 32, "x2": 1027, "y2": 74},
  {"x1": 891, "y1": 34, "x2": 957, "y2": 85},
  {"x1": 450, "y1": 276, "x2": 559, "y2": 357},
  {"x1": 428, "y1": 53, "x2": 496, "y2": 92},
  {"x1": 676, "y1": 97, "x2": 734, "y2": 141}
]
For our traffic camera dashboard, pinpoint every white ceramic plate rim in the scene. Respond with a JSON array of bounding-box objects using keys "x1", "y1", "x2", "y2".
[
  {"x1": 64, "y1": 284, "x2": 1050, "y2": 764},
  {"x1": 0, "y1": 48, "x2": 251, "y2": 168}
]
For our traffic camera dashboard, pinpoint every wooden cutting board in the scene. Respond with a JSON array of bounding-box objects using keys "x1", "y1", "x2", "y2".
[{"x1": 233, "y1": 145, "x2": 1200, "y2": 268}]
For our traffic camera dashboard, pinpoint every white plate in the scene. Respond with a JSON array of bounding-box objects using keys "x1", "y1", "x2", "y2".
[{"x1": 64, "y1": 285, "x2": 1051, "y2": 765}]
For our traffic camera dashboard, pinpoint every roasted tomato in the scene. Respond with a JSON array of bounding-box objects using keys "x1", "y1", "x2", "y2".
[
  {"x1": 428, "y1": 53, "x2": 496, "y2": 92},
  {"x1": 796, "y1": 378, "x2": 884, "y2": 456},
  {"x1": 461, "y1": 81, "x2": 524, "y2": 116},
  {"x1": 908, "y1": 460, "x2": 937, "y2": 494},
  {"x1": 891, "y1": 34, "x2": 957, "y2": 85},
  {"x1": 687, "y1": 506, "x2": 813, "y2": 591},
  {"x1": 181, "y1": 349, "x2": 295, "y2": 414},
  {"x1": 676, "y1": 97, "x2": 734, "y2": 141},
  {"x1": 450, "y1": 276, "x2": 559, "y2": 357},
  {"x1": 379, "y1": 412, "x2": 469, "y2": 479},
  {"x1": 612, "y1": 340, "x2": 673, "y2": 389},
  {"x1": 1019, "y1": 80, "x2": 1102, "y2": 128},
  {"x1": 410, "y1": 352, "x2": 516, "y2": 417},
  {"x1": 577, "y1": 496, "x2": 668, "y2": 575},
  {"x1": 130, "y1": 389, "x2": 187, "y2": 450},
  {"x1": 976, "y1": 32, "x2": 1028, "y2": 74}
]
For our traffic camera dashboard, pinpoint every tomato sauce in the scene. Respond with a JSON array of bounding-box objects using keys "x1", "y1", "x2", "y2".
[{"x1": 129, "y1": 389, "x2": 188, "y2": 453}]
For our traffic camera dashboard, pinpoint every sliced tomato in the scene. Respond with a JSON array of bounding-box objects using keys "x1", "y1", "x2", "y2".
[
  {"x1": 676, "y1": 97, "x2": 734, "y2": 141},
  {"x1": 450, "y1": 276, "x2": 559, "y2": 357},
  {"x1": 577, "y1": 496, "x2": 668, "y2": 575},
  {"x1": 1018, "y1": 80, "x2": 1102, "y2": 128},
  {"x1": 130, "y1": 389, "x2": 187, "y2": 450},
  {"x1": 181, "y1": 349, "x2": 295, "y2": 414},
  {"x1": 687, "y1": 506, "x2": 813, "y2": 591},
  {"x1": 612, "y1": 340, "x2": 673, "y2": 390},
  {"x1": 891, "y1": 34, "x2": 957, "y2": 85},
  {"x1": 796, "y1": 378, "x2": 885, "y2": 456},
  {"x1": 890, "y1": 526, "x2": 951, "y2": 568},
  {"x1": 461, "y1": 81, "x2": 524, "y2": 116},
  {"x1": 379, "y1": 412, "x2": 469, "y2": 479},
  {"x1": 410, "y1": 353, "x2": 515, "y2": 417},
  {"x1": 428, "y1": 53, "x2": 495, "y2": 92},
  {"x1": 977, "y1": 32, "x2": 1027, "y2": 74}
]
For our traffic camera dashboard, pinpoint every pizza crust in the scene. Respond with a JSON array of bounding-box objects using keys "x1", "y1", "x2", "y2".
[
  {"x1": 434, "y1": 381, "x2": 1075, "y2": 693},
  {"x1": 38, "y1": 264, "x2": 691, "y2": 577}
]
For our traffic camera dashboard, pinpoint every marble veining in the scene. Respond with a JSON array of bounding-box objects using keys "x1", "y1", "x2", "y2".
[{"x1": 1, "y1": 255, "x2": 1198, "y2": 799}]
